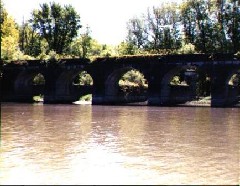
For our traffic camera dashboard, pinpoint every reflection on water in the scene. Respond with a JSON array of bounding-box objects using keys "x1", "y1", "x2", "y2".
[{"x1": 0, "y1": 103, "x2": 239, "y2": 184}]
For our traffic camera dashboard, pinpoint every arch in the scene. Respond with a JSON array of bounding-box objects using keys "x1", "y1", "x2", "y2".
[
  {"x1": 55, "y1": 70, "x2": 94, "y2": 103},
  {"x1": 105, "y1": 67, "x2": 148, "y2": 104},
  {"x1": 160, "y1": 65, "x2": 200, "y2": 105},
  {"x1": 55, "y1": 71, "x2": 78, "y2": 95},
  {"x1": 105, "y1": 67, "x2": 134, "y2": 97},
  {"x1": 15, "y1": 71, "x2": 45, "y2": 93},
  {"x1": 160, "y1": 66, "x2": 184, "y2": 100},
  {"x1": 211, "y1": 67, "x2": 240, "y2": 107},
  {"x1": 226, "y1": 69, "x2": 240, "y2": 86},
  {"x1": 226, "y1": 68, "x2": 240, "y2": 105},
  {"x1": 14, "y1": 71, "x2": 45, "y2": 102},
  {"x1": 72, "y1": 70, "x2": 93, "y2": 103},
  {"x1": 32, "y1": 73, "x2": 45, "y2": 102}
]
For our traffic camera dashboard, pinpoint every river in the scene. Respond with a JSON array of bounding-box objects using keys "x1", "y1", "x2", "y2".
[{"x1": 0, "y1": 103, "x2": 239, "y2": 184}]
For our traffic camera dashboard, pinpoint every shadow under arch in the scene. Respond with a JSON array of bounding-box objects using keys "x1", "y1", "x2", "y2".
[
  {"x1": 55, "y1": 70, "x2": 93, "y2": 103},
  {"x1": 104, "y1": 67, "x2": 148, "y2": 105},
  {"x1": 225, "y1": 68, "x2": 240, "y2": 106},
  {"x1": 160, "y1": 65, "x2": 201, "y2": 105},
  {"x1": 211, "y1": 65, "x2": 240, "y2": 107},
  {"x1": 14, "y1": 71, "x2": 45, "y2": 102},
  {"x1": 226, "y1": 68, "x2": 240, "y2": 85}
]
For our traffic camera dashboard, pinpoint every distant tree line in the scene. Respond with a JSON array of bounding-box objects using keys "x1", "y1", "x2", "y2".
[
  {"x1": 0, "y1": 1, "x2": 114, "y2": 61},
  {"x1": 1, "y1": 0, "x2": 240, "y2": 62},
  {"x1": 125, "y1": 0, "x2": 240, "y2": 54}
]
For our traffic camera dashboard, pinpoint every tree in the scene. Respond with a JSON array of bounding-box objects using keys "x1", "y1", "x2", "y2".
[
  {"x1": 19, "y1": 22, "x2": 42, "y2": 57},
  {"x1": 69, "y1": 28, "x2": 116, "y2": 58},
  {"x1": 0, "y1": 1, "x2": 4, "y2": 57},
  {"x1": 119, "y1": 70, "x2": 148, "y2": 95},
  {"x1": 29, "y1": 2, "x2": 81, "y2": 54},
  {"x1": 146, "y1": 3, "x2": 182, "y2": 52},
  {"x1": 126, "y1": 17, "x2": 148, "y2": 50},
  {"x1": 80, "y1": 26, "x2": 92, "y2": 58},
  {"x1": 1, "y1": 5, "x2": 20, "y2": 60},
  {"x1": 224, "y1": 0, "x2": 240, "y2": 53},
  {"x1": 180, "y1": 1, "x2": 197, "y2": 45},
  {"x1": 180, "y1": 0, "x2": 214, "y2": 53},
  {"x1": 69, "y1": 26, "x2": 99, "y2": 58},
  {"x1": 116, "y1": 41, "x2": 139, "y2": 55},
  {"x1": 214, "y1": 0, "x2": 229, "y2": 52},
  {"x1": 126, "y1": 3, "x2": 182, "y2": 54},
  {"x1": 180, "y1": 0, "x2": 240, "y2": 53}
]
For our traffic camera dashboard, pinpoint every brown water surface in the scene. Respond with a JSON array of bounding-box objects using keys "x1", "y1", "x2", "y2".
[{"x1": 0, "y1": 103, "x2": 239, "y2": 184}]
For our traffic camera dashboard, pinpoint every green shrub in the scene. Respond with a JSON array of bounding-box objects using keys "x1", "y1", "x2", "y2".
[{"x1": 79, "y1": 94, "x2": 92, "y2": 101}]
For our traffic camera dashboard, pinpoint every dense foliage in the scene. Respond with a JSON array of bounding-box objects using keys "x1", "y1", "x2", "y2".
[
  {"x1": 1, "y1": 3, "x2": 21, "y2": 60},
  {"x1": 30, "y1": 2, "x2": 81, "y2": 54},
  {"x1": 1, "y1": 0, "x2": 239, "y2": 62},
  {"x1": 126, "y1": 0, "x2": 240, "y2": 54}
]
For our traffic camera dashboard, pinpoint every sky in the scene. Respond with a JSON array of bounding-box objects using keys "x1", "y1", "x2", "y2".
[{"x1": 2, "y1": 0, "x2": 181, "y2": 45}]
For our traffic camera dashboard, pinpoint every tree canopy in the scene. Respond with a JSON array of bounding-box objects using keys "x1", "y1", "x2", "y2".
[
  {"x1": 126, "y1": 0, "x2": 240, "y2": 54},
  {"x1": 1, "y1": 4, "x2": 20, "y2": 60},
  {"x1": 1, "y1": 0, "x2": 240, "y2": 61},
  {"x1": 29, "y1": 2, "x2": 81, "y2": 54}
]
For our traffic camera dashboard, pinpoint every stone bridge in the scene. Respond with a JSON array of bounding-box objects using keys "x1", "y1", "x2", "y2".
[{"x1": 1, "y1": 54, "x2": 240, "y2": 107}]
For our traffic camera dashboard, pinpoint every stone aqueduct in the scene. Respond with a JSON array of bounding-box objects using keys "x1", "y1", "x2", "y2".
[{"x1": 1, "y1": 54, "x2": 240, "y2": 107}]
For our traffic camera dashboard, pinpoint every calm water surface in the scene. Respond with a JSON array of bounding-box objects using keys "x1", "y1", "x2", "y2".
[{"x1": 0, "y1": 103, "x2": 239, "y2": 184}]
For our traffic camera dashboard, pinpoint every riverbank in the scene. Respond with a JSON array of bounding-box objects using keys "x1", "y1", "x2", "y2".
[
  {"x1": 8, "y1": 96, "x2": 240, "y2": 107},
  {"x1": 72, "y1": 98, "x2": 212, "y2": 107},
  {"x1": 183, "y1": 96, "x2": 211, "y2": 107},
  {"x1": 72, "y1": 100, "x2": 92, "y2": 105},
  {"x1": 63, "y1": 96, "x2": 240, "y2": 107}
]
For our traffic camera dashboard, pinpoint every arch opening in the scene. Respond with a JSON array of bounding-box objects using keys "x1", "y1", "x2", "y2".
[
  {"x1": 161, "y1": 66, "x2": 212, "y2": 106},
  {"x1": 228, "y1": 72, "x2": 240, "y2": 86},
  {"x1": 72, "y1": 70, "x2": 93, "y2": 104},
  {"x1": 105, "y1": 68, "x2": 148, "y2": 105},
  {"x1": 32, "y1": 73, "x2": 45, "y2": 102},
  {"x1": 227, "y1": 70, "x2": 240, "y2": 106}
]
